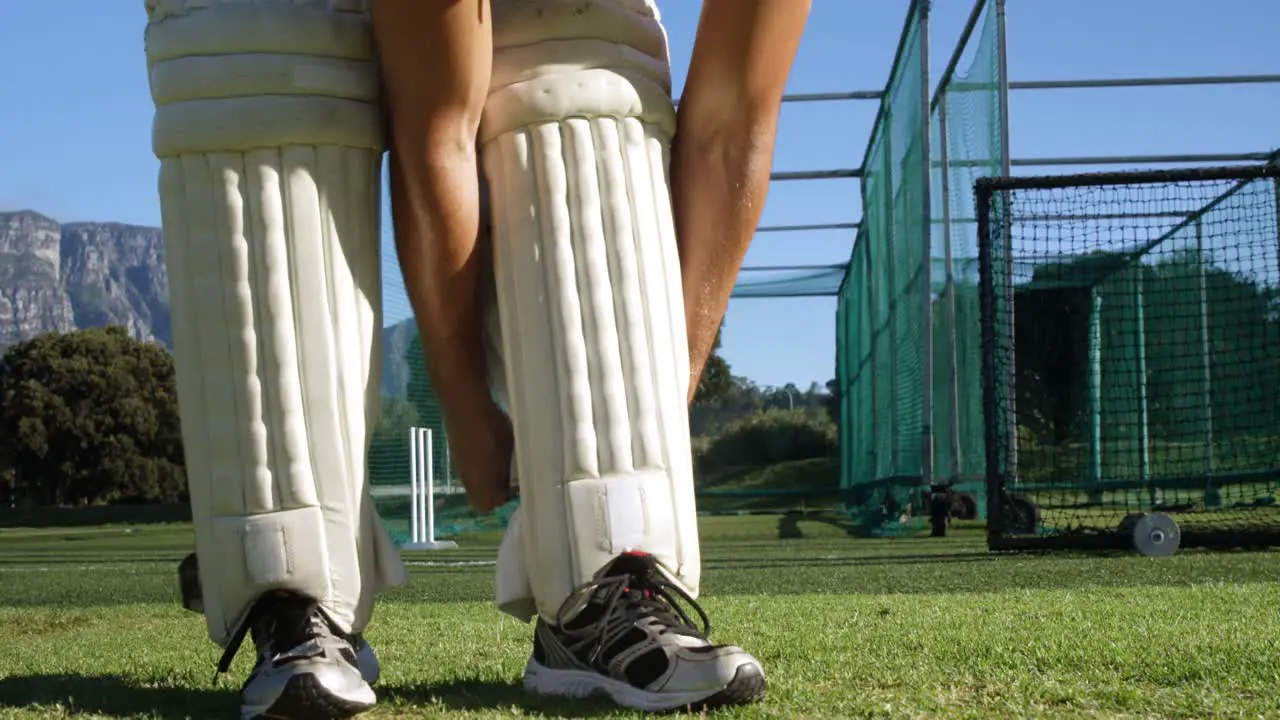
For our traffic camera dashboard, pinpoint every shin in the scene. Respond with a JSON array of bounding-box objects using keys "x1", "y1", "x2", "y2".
[
  {"x1": 484, "y1": 0, "x2": 699, "y2": 623},
  {"x1": 145, "y1": 0, "x2": 406, "y2": 647}
]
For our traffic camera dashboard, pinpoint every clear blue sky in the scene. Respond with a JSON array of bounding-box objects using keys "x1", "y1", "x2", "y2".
[{"x1": 1, "y1": 1, "x2": 1276, "y2": 389}]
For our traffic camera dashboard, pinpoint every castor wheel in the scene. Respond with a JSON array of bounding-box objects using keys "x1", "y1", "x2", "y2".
[
  {"x1": 1002, "y1": 493, "x2": 1039, "y2": 534},
  {"x1": 950, "y1": 491, "x2": 978, "y2": 520},
  {"x1": 1130, "y1": 512, "x2": 1180, "y2": 557}
]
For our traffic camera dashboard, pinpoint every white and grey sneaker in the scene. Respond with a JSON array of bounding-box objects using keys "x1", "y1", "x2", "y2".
[
  {"x1": 217, "y1": 591, "x2": 377, "y2": 720},
  {"x1": 523, "y1": 551, "x2": 767, "y2": 712}
]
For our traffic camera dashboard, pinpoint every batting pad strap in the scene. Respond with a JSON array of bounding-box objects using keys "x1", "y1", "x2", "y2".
[
  {"x1": 568, "y1": 471, "x2": 677, "y2": 558},
  {"x1": 208, "y1": 506, "x2": 334, "y2": 644}
]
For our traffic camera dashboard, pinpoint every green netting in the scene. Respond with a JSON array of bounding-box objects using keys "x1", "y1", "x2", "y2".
[
  {"x1": 836, "y1": 0, "x2": 931, "y2": 536},
  {"x1": 981, "y1": 164, "x2": 1280, "y2": 545},
  {"x1": 366, "y1": 320, "x2": 477, "y2": 545},
  {"x1": 733, "y1": 266, "x2": 847, "y2": 298},
  {"x1": 927, "y1": 0, "x2": 1003, "y2": 514}
]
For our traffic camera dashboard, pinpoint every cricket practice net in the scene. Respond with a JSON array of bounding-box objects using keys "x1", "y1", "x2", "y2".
[{"x1": 977, "y1": 163, "x2": 1280, "y2": 550}]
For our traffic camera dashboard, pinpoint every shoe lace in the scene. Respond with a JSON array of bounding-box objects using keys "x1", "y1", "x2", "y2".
[
  {"x1": 553, "y1": 561, "x2": 712, "y2": 667},
  {"x1": 215, "y1": 592, "x2": 327, "y2": 681}
]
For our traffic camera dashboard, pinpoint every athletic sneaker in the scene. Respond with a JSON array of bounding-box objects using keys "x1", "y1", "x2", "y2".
[
  {"x1": 523, "y1": 551, "x2": 767, "y2": 711},
  {"x1": 218, "y1": 591, "x2": 377, "y2": 720}
]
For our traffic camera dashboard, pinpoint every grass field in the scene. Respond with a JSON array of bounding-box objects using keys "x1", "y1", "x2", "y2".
[{"x1": 2, "y1": 514, "x2": 1280, "y2": 719}]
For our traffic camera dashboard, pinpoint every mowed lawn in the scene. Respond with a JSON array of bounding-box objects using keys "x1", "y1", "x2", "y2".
[{"x1": 2, "y1": 515, "x2": 1279, "y2": 719}]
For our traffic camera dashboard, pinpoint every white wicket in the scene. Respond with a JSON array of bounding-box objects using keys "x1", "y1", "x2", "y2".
[{"x1": 404, "y1": 426, "x2": 458, "y2": 550}]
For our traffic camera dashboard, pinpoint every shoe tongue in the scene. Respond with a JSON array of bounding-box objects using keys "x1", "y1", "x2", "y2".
[{"x1": 601, "y1": 551, "x2": 658, "y2": 581}]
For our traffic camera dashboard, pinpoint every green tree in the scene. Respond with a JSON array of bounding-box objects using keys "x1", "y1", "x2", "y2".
[
  {"x1": 0, "y1": 326, "x2": 185, "y2": 506},
  {"x1": 694, "y1": 321, "x2": 732, "y2": 405}
]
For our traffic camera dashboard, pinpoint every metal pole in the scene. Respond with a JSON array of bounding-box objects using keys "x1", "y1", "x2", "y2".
[
  {"x1": 919, "y1": 0, "x2": 935, "y2": 496},
  {"x1": 937, "y1": 93, "x2": 964, "y2": 480},
  {"x1": 882, "y1": 122, "x2": 901, "y2": 479},
  {"x1": 1133, "y1": 273, "x2": 1153, "y2": 505},
  {"x1": 1011, "y1": 152, "x2": 1276, "y2": 168},
  {"x1": 1270, "y1": 169, "x2": 1279, "y2": 496},
  {"x1": 865, "y1": 244, "x2": 880, "y2": 484},
  {"x1": 1088, "y1": 290, "x2": 1103, "y2": 503},
  {"x1": 1196, "y1": 218, "x2": 1218, "y2": 507},
  {"x1": 995, "y1": 0, "x2": 1018, "y2": 482},
  {"x1": 1008, "y1": 73, "x2": 1280, "y2": 91}
]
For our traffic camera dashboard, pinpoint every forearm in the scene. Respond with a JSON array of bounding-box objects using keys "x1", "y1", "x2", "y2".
[
  {"x1": 671, "y1": 114, "x2": 781, "y2": 404},
  {"x1": 669, "y1": 0, "x2": 809, "y2": 404},
  {"x1": 386, "y1": 141, "x2": 490, "y2": 408},
  {"x1": 373, "y1": 0, "x2": 493, "y2": 412}
]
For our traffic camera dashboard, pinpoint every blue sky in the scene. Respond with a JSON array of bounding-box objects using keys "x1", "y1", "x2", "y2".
[{"x1": 1, "y1": 0, "x2": 1276, "y2": 389}]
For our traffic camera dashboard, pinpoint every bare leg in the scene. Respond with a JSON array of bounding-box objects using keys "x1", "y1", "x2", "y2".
[
  {"x1": 672, "y1": 0, "x2": 811, "y2": 403},
  {"x1": 371, "y1": 0, "x2": 512, "y2": 512}
]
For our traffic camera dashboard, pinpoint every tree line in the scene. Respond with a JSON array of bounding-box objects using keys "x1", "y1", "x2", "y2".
[{"x1": 0, "y1": 320, "x2": 838, "y2": 509}]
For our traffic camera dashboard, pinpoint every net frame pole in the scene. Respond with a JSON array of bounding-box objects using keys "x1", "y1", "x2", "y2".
[
  {"x1": 1195, "y1": 217, "x2": 1218, "y2": 506},
  {"x1": 1132, "y1": 272, "x2": 1154, "y2": 505},
  {"x1": 936, "y1": 91, "x2": 964, "y2": 482},
  {"x1": 865, "y1": 243, "x2": 881, "y2": 484},
  {"x1": 1271, "y1": 168, "x2": 1279, "y2": 498},
  {"x1": 1087, "y1": 290, "x2": 1103, "y2": 502},
  {"x1": 880, "y1": 117, "x2": 901, "y2": 478},
  {"x1": 995, "y1": 0, "x2": 1017, "y2": 484},
  {"x1": 918, "y1": 0, "x2": 936, "y2": 497}
]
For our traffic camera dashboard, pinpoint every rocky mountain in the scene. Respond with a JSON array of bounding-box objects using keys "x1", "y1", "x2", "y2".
[{"x1": 0, "y1": 210, "x2": 417, "y2": 399}]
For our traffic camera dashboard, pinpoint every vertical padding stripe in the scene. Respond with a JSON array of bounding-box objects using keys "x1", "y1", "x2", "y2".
[
  {"x1": 219, "y1": 152, "x2": 270, "y2": 515},
  {"x1": 280, "y1": 146, "x2": 331, "y2": 511},
  {"x1": 160, "y1": 158, "x2": 212, "y2": 519},
  {"x1": 618, "y1": 119, "x2": 680, "y2": 473},
  {"x1": 183, "y1": 153, "x2": 261, "y2": 516},
  {"x1": 493, "y1": 129, "x2": 576, "y2": 595},
  {"x1": 347, "y1": 146, "x2": 382, "y2": 461},
  {"x1": 563, "y1": 117, "x2": 632, "y2": 476},
  {"x1": 246, "y1": 148, "x2": 314, "y2": 511},
  {"x1": 596, "y1": 117, "x2": 662, "y2": 471},
  {"x1": 532, "y1": 122, "x2": 598, "y2": 479}
]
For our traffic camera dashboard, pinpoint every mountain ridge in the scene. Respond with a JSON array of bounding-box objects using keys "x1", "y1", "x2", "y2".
[{"x1": 0, "y1": 209, "x2": 415, "y2": 399}]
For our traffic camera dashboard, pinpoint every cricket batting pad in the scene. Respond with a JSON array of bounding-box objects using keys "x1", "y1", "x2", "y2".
[
  {"x1": 483, "y1": 0, "x2": 700, "y2": 623},
  {"x1": 145, "y1": 0, "x2": 406, "y2": 647}
]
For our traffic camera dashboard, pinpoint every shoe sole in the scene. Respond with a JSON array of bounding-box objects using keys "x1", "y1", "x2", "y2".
[
  {"x1": 523, "y1": 658, "x2": 767, "y2": 712},
  {"x1": 243, "y1": 673, "x2": 376, "y2": 720}
]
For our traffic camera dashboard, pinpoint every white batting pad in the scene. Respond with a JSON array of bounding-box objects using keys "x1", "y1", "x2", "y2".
[
  {"x1": 145, "y1": 0, "x2": 406, "y2": 647},
  {"x1": 483, "y1": 0, "x2": 700, "y2": 623}
]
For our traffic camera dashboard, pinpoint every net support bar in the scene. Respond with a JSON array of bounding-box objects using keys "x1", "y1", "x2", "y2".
[
  {"x1": 918, "y1": 0, "x2": 935, "y2": 495},
  {"x1": 1195, "y1": 218, "x2": 1218, "y2": 506},
  {"x1": 1133, "y1": 272, "x2": 1153, "y2": 505},
  {"x1": 936, "y1": 92, "x2": 964, "y2": 481}
]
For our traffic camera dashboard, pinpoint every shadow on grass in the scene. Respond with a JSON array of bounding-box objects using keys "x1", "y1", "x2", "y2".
[
  {"x1": 0, "y1": 674, "x2": 234, "y2": 718},
  {"x1": 0, "y1": 674, "x2": 679, "y2": 718},
  {"x1": 387, "y1": 679, "x2": 663, "y2": 717}
]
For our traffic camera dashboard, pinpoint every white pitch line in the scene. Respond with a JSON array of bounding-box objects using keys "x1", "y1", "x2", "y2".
[{"x1": 404, "y1": 559, "x2": 496, "y2": 567}]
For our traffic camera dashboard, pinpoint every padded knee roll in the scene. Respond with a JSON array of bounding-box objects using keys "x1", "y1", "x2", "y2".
[
  {"x1": 484, "y1": 0, "x2": 700, "y2": 622},
  {"x1": 145, "y1": 0, "x2": 406, "y2": 647}
]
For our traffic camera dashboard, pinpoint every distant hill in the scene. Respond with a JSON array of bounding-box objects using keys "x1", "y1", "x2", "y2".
[{"x1": 0, "y1": 210, "x2": 417, "y2": 399}]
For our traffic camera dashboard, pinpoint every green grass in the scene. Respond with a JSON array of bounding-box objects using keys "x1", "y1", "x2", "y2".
[{"x1": 3, "y1": 515, "x2": 1280, "y2": 718}]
